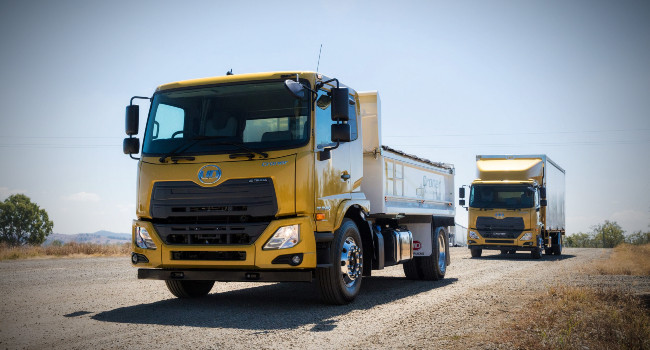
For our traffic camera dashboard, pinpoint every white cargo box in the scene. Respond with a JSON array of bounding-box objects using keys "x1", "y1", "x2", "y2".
[{"x1": 359, "y1": 92, "x2": 455, "y2": 217}]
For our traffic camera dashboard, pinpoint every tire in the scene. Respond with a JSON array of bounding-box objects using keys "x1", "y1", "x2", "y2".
[
  {"x1": 500, "y1": 249, "x2": 507, "y2": 255},
  {"x1": 316, "y1": 219, "x2": 363, "y2": 305},
  {"x1": 165, "y1": 280, "x2": 215, "y2": 298},
  {"x1": 531, "y1": 236, "x2": 543, "y2": 259},
  {"x1": 470, "y1": 248, "x2": 482, "y2": 258},
  {"x1": 403, "y1": 259, "x2": 421, "y2": 280},
  {"x1": 403, "y1": 227, "x2": 447, "y2": 281},
  {"x1": 418, "y1": 227, "x2": 447, "y2": 280},
  {"x1": 552, "y1": 234, "x2": 563, "y2": 256},
  {"x1": 544, "y1": 248, "x2": 553, "y2": 255}
]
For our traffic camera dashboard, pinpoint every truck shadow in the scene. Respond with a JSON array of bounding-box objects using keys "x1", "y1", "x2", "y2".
[
  {"x1": 470, "y1": 253, "x2": 576, "y2": 261},
  {"x1": 91, "y1": 276, "x2": 457, "y2": 330}
]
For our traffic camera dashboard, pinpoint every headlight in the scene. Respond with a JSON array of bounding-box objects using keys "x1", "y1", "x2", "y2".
[
  {"x1": 135, "y1": 226, "x2": 157, "y2": 249},
  {"x1": 520, "y1": 232, "x2": 532, "y2": 241},
  {"x1": 263, "y1": 224, "x2": 300, "y2": 250},
  {"x1": 468, "y1": 230, "x2": 480, "y2": 239}
]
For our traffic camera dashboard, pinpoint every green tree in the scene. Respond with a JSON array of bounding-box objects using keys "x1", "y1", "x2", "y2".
[
  {"x1": 625, "y1": 230, "x2": 650, "y2": 245},
  {"x1": 0, "y1": 194, "x2": 53, "y2": 246},
  {"x1": 592, "y1": 220, "x2": 625, "y2": 248},
  {"x1": 565, "y1": 232, "x2": 595, "y2": 248}
]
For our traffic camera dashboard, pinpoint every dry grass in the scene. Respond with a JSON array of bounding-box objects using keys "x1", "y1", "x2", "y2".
[
  {"x1": 593, "y1": 243, "x2": 650, "y2": 276},
  {"x1": 500, "y1": 286, "x2": 650, "y2": 350},
  {"x1": 0, "y1": 242, "x2": 130, "y2": 260}
]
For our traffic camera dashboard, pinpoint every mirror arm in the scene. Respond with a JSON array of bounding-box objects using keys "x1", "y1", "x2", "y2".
[
  {"x1": 130, "y1": 96, "x2": 151, "y2": 105},
  {"x1": 315, "y1": 78, "x2": 339, "y2": 90}
]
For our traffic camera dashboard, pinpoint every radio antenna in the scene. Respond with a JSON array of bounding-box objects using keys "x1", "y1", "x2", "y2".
[{"x1": 316, "y1": 44, "x2": 323, "y2": 72}]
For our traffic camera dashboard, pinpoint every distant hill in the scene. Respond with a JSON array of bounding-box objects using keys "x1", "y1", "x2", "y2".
[{"x1": 44, "y1": 231, "x2": 130, "y2": 246}]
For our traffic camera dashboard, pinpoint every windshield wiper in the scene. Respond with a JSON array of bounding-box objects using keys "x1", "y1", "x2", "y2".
[
  {"x1": 159, "y1": 136, "x2": 227, "y2": 163},
  {"x1": 159, "y1": 136, "x2": 269, "y2": 163},
  {"x1": 205, "y1": 140, "x2": 269, "y2": 159}
]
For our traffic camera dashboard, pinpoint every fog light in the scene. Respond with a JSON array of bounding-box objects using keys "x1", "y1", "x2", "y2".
[
  {"x1": 131, "y1": 252, "x2": 149, "y2": 264},
  {"x1": 291, "y1": 254, "x2": 302, "y2": 266}
]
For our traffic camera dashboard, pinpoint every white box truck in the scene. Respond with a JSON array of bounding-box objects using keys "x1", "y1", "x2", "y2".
[{"x1": 458, "y1": 155, "x2": 565, "y2": 259}]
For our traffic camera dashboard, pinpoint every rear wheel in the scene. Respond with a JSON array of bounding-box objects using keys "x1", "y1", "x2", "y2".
[
  {"x1": 165, "y1": 280, "x2": 214, "y2": 298},
  {"x1": 316, "y1": 219, "x2": 363, "y2": 305},
  {"x1": 403, "y1": 259, "x2": 420, "y2": 280},
  {"x1": 552, "y1": 234, "x2": 563, "y2": 256},
  {"x1": 403, "y1": 227, "x2": 447, "y2": 281},
  {"x1": 470, "y1": 248, "x2": 482, "y2": 258}
]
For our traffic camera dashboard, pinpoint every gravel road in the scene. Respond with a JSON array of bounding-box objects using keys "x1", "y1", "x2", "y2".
[{"x1": 1, "y1": 247, "x2": 647, "y2": 349}]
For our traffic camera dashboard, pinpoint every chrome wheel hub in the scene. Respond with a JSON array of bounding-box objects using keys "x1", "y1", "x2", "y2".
[
  {"x1": 437, "y1": 232, "x2": 446, "y2": 273},
  {"x1": 340, "y1": 237, "x2": 362, "y2": 287}
]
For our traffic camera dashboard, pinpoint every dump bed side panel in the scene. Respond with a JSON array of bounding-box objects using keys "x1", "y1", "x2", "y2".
[{"x1": 363, "y1": 149, "x2": 455, "y2": 217}]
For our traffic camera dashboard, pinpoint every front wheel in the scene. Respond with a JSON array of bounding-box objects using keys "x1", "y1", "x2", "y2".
[
  {"x1": 165, "y1": 280, "x2": 214, "y2": 298},
  {"x1": 470, "y1": 247, "x2": 482, "y2": 258},
  {"x1": 531, "y1": 236, "x2": 543, "y2": 259},
  {"x1": 316, "y1": 219, "x2": 363, "y2": 305}
]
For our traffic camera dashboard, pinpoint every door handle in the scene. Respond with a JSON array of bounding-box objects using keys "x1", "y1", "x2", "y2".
[{"x1": 341, "y1": 174, "x2": 351, "y2": 180}]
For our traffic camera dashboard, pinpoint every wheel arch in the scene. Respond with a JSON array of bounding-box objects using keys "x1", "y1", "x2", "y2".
[{"x1": 343, "y1": 205, "x2": 374, "y2": 276}]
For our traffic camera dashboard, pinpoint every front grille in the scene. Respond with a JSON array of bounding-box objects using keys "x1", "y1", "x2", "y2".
[
  {"x1": 171, "y1": 251, "x2": 246, "y2": 261},
  {"x1": 477, "y1": 216, "x2": 524, "y2": 239},
  {"x1": 485, "y1": 239, "x2": 515, "y2": 244},
  {"x1": 154, "y1": 222, "x2": 268, "y2": 245},
  {"x1": 150, "y1": 179, "x2": 277, "y2": 245},
  {"x1": 150, "y1": 179, "x2": 277, "y2": 219}
]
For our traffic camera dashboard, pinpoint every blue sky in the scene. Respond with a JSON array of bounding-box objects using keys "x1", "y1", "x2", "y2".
[{"x1": 1, "y1": 0, "x2": 648, "y2": 235}]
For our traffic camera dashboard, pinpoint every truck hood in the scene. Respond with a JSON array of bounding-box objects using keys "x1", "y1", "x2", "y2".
[{"x1": 136, "y1": 154, "x2": 296, "y2": 219}]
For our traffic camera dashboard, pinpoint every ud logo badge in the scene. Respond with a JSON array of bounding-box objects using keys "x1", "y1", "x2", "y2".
[
  {"x1": 494, "y1": 212, "x2": 505, "y2": 219},
  {"x1": 198, "y1": 165, "x2": 221, "y2": 184}
]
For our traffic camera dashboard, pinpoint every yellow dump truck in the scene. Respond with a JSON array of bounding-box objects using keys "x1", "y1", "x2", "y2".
[
  {"x1": 122, "y1": 71, "x2": 455, "y2": 304},
  {"x1": 458, "y1": 155, "x2": 565, "y2": 259}
]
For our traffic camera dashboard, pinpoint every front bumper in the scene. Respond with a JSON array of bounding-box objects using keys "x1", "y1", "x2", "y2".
[
  {"x1": 468, "y1": 244, "x2": 536, "y2": 251},
  {"x1": 138, "y1": 268, "x2": 312, "y2": 282},
  {"x1": 131, "y1": 216, "x2": 317, "y2": 269}
]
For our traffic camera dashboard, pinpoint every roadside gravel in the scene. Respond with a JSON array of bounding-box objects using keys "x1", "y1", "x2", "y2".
[{"x1": 1, "y1": 248, "x2": 646, "y2": 349}]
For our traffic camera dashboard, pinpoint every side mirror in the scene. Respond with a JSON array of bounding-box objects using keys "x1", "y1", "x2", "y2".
[
  {"x1": 459, "y1": 187, "x2": 465, "y2": 199},
  {"x1": 318, "y1": 148, "x2": 331, "y2": 161},
  {"x1": 123, "y1": 137, "x2": 140, "y2": 155},
  {"x1": 125, "y1": 105, "x2": 139, "y2": 135},
  {"x1": 540, "y1": 199, "x2": 548, "y2": 207},
  {"x1": 331, "y1": 123, "x2": 351, "y2": 143},
  {"x1": 330, "y1": 87, "x2": 349, "y2": 121},
  {"x1": 284, "y1": 80, "x2": 306, "y2": 99},
  {"x1": 459, "y1": 199, "x2": 466, "y2": 206},
  {"x1": 540, "y1": 187, "x2": 547, "y2": 199}
]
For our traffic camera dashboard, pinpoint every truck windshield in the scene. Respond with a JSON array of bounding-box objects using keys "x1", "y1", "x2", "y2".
[
  {"x1": 469, "y1": 185, "x2": 536, "y2": 209},
  {"x1": 142, "y1": 81, "x2": 310, "y2": 156}
]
